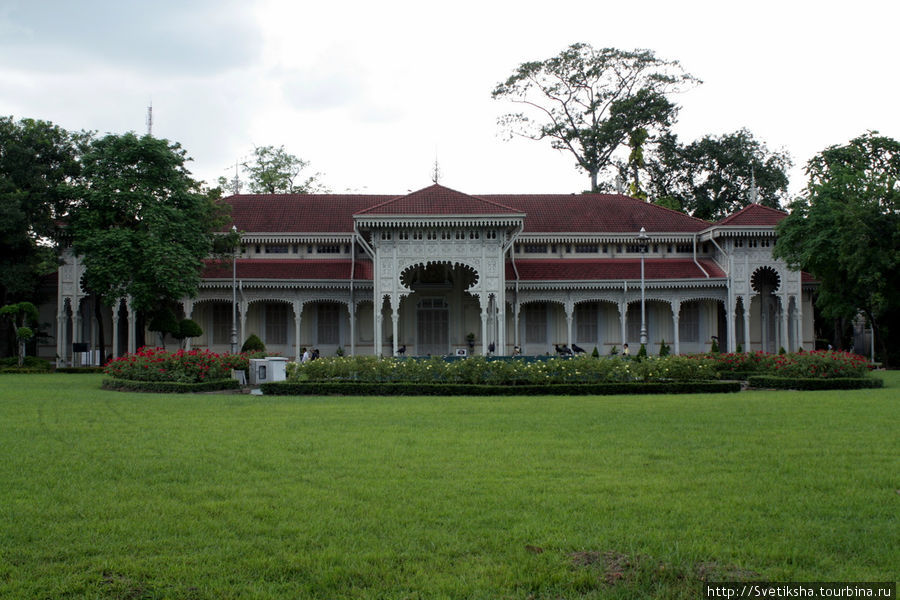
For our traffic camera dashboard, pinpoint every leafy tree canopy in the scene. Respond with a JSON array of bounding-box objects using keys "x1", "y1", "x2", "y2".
[
  {"x1": 220, "y1": 145, "x2": 329, "y2": 194},
  {"x1": 492, "y1": 43, "x2": 700, "y2": 192},
  {"x1": 0, "y1": 116, "x2": 89, "y2": 304},
  {"x1": 71, "y1": 133, "x2": 230, "y2": 314},
  {"x1": 643, "y1": 129, "x2": 791, "y2": 221},
  {"x1": 774, "y1": 132, "x2": 900, "y2": 363}
]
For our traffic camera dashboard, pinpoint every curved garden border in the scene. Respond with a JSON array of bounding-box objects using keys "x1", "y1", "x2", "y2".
[{"x1": 260, "y1": 381, "x2": 742, "y2": 396}]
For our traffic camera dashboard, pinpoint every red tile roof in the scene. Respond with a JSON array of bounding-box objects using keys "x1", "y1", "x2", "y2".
[
  {"x1": 203, "y1": 259, "x2": 373, "y2": 280},
  {"x1": 507, "y1": 258, "x2": 725, "y2": 281},
  {"x1": 355, "y1": 184, "x2": 522, "y2": 216},
  {"x1": 715, "y1": 203, "x2": 787, "y2": 227},
  {"x1": 483, "y1": 194, "x2": 710, "y2": 233},
  {"x1": 227, "y1": 194, "x2": 392, "y2": 233},
  {"x1": 224, "y1": 189, "x2": 711, "y2": 234}
]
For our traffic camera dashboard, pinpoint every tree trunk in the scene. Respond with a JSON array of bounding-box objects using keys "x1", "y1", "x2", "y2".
[{"x1": 590, "y1": 170, "x2": 599, "y2": 193}]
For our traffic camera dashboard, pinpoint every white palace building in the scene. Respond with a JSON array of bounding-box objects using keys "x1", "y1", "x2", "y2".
[{"x1": 47, "y1": 184, "x2": 816, "y2": 364}]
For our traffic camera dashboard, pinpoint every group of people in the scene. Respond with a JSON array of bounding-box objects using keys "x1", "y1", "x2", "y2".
[{"x1": 299, "y1": 347, "x2": 320, "y2": 363}]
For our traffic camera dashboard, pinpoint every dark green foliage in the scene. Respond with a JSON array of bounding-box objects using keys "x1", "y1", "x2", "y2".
[
  {"x1": 241, "y1": 334, "x2": 266, "y2": 353},
  {"x1": 148, "y1": 307, "x2": 179, "y2": 337},
  {"x1": 0, "y1": 355, "x2": 51, "y2": 372},
  {"x1": 70, "y1": 133, "x2": 230, "y2": 313},
  {"x1": 747, "y1": 376, "x2": 884, "y2": 390},
  {"x1": 54, "y1": 367, "x2": 104, "y2": 374},
  {"x1": 591, "y1": 346, "x2": 600, "y2": 358},
  {"x1": 261, "y1": 380, "x2": 741, "y2": 396},
  {"x1": 710, "y1": 338, "x2": 720, "y2": 353},
  {"x1": 658, "y1": 339, "x2": 670, "y2": 357},
  {"x1": 779, "y1": 346, "x2": 786, "y2": 355},
  {"x1": 637, "y1": 343, "x2": 648, "y2": 359},
  {"x1": 609, "y1": 346, "x2": 619, "y2": 356},
  {"x1": 221, "y1": 145, "x2": 328, "y2": 194},
  {"x1": 1, "y1": 301, "x2": 40, "y2": 365},
  {"x1": 775, "y1": 132, "x2": 900, "y2": 366},
  {"x1": 0, "y1": 117, "x2": 88, "y2": 307},
  {"x1": 492, "y1": 43, "x2": 699, "y2": 192},
  {"x1": 736, "y1": 343, "x2": 743, "y2": 353},
  {"x1": 645, "y1": 129, "x2": 791, "y2": 220},
  {"x1": 102, "y1": 378, "x2": 240, "y2": 393},
  {"x1": 175, "y1": 319, "x2": 203, "y2": 341}
]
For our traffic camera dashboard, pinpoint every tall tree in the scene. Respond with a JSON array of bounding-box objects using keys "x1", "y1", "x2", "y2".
[
  {"x1": 70, "y1": 133, "x2": 230, "y2": 314},
  {"x1": 492, "y1": 43, "x2": 699, "y2": 192},
  {"x1": 220, "y1": 145, "x2": 328, "y2": 194},
  {"x1": 0, "y1": 117, "x2": 87, "y2": 306},
  {"x1": 642, "y1": 129, "x2": 791, "y2": 220},
  {"x1": 774, "y1": 132, "x2": 900, "y2": 364}
]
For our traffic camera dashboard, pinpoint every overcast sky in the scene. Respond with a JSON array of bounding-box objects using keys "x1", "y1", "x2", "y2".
[{"x1": 1, "y1": 0, "x2": 896, "y2": 198}]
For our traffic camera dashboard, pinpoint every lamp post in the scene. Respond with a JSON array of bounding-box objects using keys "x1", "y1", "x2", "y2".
[
  {"x1": 230, "y1": 225, "x2": 238, "y2": 354},
  {"x1": 638, "y1": 227, "x2": 649, "y2": 348}
]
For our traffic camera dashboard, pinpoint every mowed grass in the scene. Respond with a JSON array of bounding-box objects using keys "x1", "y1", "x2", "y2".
[{"x1": 0, "y1": 373, "x2": 897, "y2": 599}]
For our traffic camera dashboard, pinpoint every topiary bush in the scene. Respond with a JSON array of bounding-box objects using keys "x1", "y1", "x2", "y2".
[{"x1": 241, "y1": 334, "x2": 266, "y2": 353}]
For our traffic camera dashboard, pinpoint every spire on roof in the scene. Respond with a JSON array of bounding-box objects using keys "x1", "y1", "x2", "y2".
[
  {"x1": 431, "y1": 157, "x2": 441, "y2": 184},
  {"x1": 748, "y1": 168, "x2": 759, "y2": 204}
]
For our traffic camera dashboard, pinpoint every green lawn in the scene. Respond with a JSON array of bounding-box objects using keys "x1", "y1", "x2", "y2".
[{"x1": 1, "y1": 373, "x2": 897, "y2": 599}]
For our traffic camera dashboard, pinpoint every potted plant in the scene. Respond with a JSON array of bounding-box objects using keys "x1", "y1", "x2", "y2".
[{"x1": 466, "y1": 332, "x2": 475, "y2": 349}]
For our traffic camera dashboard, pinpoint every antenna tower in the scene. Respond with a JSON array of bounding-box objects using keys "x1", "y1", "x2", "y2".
[{"x1": 146, "y1": 103, "x2": 153, "y2": 136}]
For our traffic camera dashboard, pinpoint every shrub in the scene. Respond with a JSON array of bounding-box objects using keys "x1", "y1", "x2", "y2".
[
  {"x1": 636, "y1": 344, "x2": 647, "y2": 359},
  {"x1": 747, "y1": 376, "x2": 883, "y2": 390},
  {"x1": 241, "y1": 334, "x2": 266, "y2": 353},
  {"x1": 658, "y1": 339, "x2": 670, "y2": 357},
  {"x1": 286, "y1": 354, "x2": 721, "y2": 386},
  {"x1": 710, "y1": 338, "x2": 720, "y2": 353},
  {"x1": 0, "y1": 356, "x2": 52, "y2": 371},
  {"x1": 102, "y1": 378, "x2": 240, "y2": 393},
  {"x1": 591, "y1": 347, "x2": 599, "y2": 358}
]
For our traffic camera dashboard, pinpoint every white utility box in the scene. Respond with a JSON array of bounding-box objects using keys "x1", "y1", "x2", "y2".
[{"x1": 249, "y1": 357, "x2": 288, "y2": 384}]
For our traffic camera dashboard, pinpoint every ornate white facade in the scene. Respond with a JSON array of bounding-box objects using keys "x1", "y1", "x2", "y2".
[{"x1": 45, "y1": 184, "x2": 816, "y2": 365}]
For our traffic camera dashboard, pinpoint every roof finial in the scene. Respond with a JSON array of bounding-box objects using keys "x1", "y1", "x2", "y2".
[
  {"x1": 748, "y1": 167, "x2": 759, "y2": 204},
  {"x1": 431, "y1": 156, "x2": 441, "y2": 185},
  {"x1": 146, "y1": 101, "x2": 153, "y2": 137},
  {"x1": 614, "y1": 173, "x2": 625, "y2": 195}
]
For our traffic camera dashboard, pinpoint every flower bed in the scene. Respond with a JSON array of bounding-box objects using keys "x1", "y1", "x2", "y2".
[
  {"x1": 747, "y1": 376, "x2": 883, "y2": 390},
  {"x1": 705, "y1": 350, "x2": 871, "y2": 379},
  {"x1": 103, "y1": 347, "x2": 265, "y2": 384}
]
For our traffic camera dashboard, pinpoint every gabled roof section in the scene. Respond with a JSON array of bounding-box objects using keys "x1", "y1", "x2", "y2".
[
  {"x1": 354, "y1": 184, "x2": 523, "y2": 217},
  {"x1": 481, "y1": 194, "x2": 711, "y2": 233},
  {"x1": 714, "y1": 203, "x2": 787, "y2": 227}
]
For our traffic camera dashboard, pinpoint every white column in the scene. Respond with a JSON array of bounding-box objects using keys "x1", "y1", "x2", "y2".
[
  {"x1": 727, "y1": 296, "x2": 736, "y2": 353},
  {"x1": 111, "y1": 300, "x2": 121, "y2": 358},
  {"x1": 390, "y1": 294, "x2": 400, "y2": 357},
  {"x1": 497, "y1": 303, "x2": 506, "y2": 356},
  {"x1": 182, "y1": 298, "x2": 194, "y2": 351},
  {"x1": 780, "y1": 295, "x2": 789, "y2": 352},
  {"x1": 126, "y1": 297, "x2": 137, "y2": 355},
  {"x1": 56, "y1": 306, "x2": 67, "y2": 368},
  {"x1": 564, "y1": 300, "x2": 574, "y2": 350},
  {"x1": 619, "y1": 301, "x2": 627, "y2": 347},
  {"x1": 292, "y1": 300, "x2": 303, "y2": 359},
  {"x1": 743, "y1": 295, "x2": 751, "y2": 353},
  {"x1": 795, "y1": 296, "x2": 803, "y2": 351},
  {"x1": 512, "y1": 301, "x2": 520, "y2": 349},
  {"x1": 238, "y1": 301, "x2": 248, "y2": 349},
  {"x1": 672, "y1": 301, "x2": 681, "y2": 355},
  {"x1": 374, "y1": 297, "x2": 383, "y2": 356},
  {"x1": 348, "y1": 302, "x2": 356, "y2": 356},
  {"x1": 479, "y1": 294, "x2": 489, "y2": 356}
]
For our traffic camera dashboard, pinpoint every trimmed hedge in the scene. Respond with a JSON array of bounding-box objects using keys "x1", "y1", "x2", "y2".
[
  {"x1": 0, "y1": 368, "x2": 51, "y2": 374},
  {"x1": 102, "y1": 378, "x2": 240, "y2": 393},
  {"x1": 56, "y1": 367, "x2": 106, "y2": 374},
  {"x1": 260, "y1": 380, "x2": 741, "y2": 396},
  {"x1": 747, "y1": 376, "x2": 884, "y2": 390}
]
